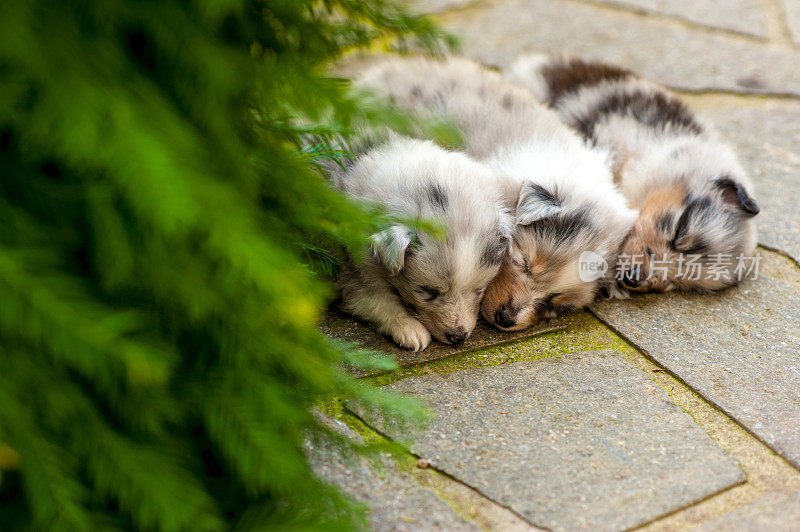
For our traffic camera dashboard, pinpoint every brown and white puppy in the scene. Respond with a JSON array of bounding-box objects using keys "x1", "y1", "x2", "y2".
[
  {"x1": 356, "y1": 56, "x2": 636, "y2": 330},
  {"x1": 329, "y1": 135, "x2": 513, "y2": 351},
  {"x1": 505, "y1": 55, "x2": 760, "y2": 293}
]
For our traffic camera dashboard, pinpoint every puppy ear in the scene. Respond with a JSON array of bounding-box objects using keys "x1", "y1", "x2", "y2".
[
  {"x1": 371, "y1": 224, "x2": 414, "y2": 275},
  {"x1": 479, "y1": 211, "x2": 514, "y2": 267},
  {"x1": 516, "y1": 183, "x2": 563, "y2": 225},
  {"x1": 498, "y1": 209, "x2": 515, "y2": 246},
  {"x1": 714, "y1": 177, "x2": 759, "y2": 216}
]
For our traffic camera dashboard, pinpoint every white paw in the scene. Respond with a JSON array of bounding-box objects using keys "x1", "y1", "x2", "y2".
[{"x1": 388, "y1": 317, "x2": 431, "y2": 352}]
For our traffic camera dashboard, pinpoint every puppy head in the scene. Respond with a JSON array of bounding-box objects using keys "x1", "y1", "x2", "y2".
[
  {"x1": 367, "y1": 141, "x2": 513, "y2": 344},
  {"x1": 374, "y1": 226, "x2": 509, "y2": 344},
  {"x1": 618, "y1": 176, "x2": 759, "y2": 293},
  {"x1": 481, "y1": 180, "x2": 636, "y2": 331}
]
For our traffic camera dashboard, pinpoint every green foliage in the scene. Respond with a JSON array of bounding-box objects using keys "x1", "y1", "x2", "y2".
[{"x1": 0, "y1": 0, "x2": 448, "y2": 529}]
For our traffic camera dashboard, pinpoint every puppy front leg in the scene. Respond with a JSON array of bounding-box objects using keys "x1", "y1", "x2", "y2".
[{"x1": 339, "y1": 268, "x2": 431, "y2": 352}]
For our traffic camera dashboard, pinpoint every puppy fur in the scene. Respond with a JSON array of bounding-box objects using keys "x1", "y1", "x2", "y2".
[
  {"x1": 505, "y1": 55, "x2": 759, "y2": 293},
  {"x1": 356, "y1": 56, "x2": 637, "y2": 331},
  {"x1": 329, "y1": 135, "x2": 513, "y2": 351}
]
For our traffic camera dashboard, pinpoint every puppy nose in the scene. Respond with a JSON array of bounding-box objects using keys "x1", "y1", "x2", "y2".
[
  {"x1": 622, "y1": 266, "x2": 641, "y2": 288},
  {"x1": 446, "y1": 327, "x2": 467, "y2": 345},
  {"x1": 495, "y1": 306, "x2": 516, "y2": 328}
]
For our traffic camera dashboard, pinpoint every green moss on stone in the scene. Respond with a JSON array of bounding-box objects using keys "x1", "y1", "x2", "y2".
[
  {"x1": 318, "y1": 396, "x2": 387, "y2": 444},
  {"x1": 367, "y1": 311, "x2": 639, "y2": 388}
]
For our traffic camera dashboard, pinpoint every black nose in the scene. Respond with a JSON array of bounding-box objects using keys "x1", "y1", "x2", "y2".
[
  {"x1": 622, "y1": 265, "x2": 641, "y2": 288},
  {"x1": 495, "y1": 306, "x2": 516, "y2": 328},
  {"x1": 446, "y1": 328, "x2": 467, "y2": 345}
]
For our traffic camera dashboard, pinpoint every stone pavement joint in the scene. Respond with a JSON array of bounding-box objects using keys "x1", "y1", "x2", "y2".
[
  {"x1": 575, "y1": 0, "x2": 767, "y2": 39},
  {"x1": 322, "y1": 264, "x2": 800, "y2": 529},
  {"x1": 702, "y1": 101, "x2": 800, "y2": 265},
  {"x1": 305, "y1": 412, "x2": 480, "y2": 531},
  {"x1": 592, "y1": 272, "x2": 800, "y2": 470},
  {"x1": 692, "y1": 489, "x2": 800, "y2": 531},
  {"x1": 442, "y1": 0, "x2": 800, "y2": 96},
  {"x1": 318, "y1": 0, "x2": 800, "y2": 528},
  {"x1": 351, "y1": 351, "x2": 744, "y2": 531},
  {"x1": 321, "y1": 308, "x2": 564, "y2": 373}
]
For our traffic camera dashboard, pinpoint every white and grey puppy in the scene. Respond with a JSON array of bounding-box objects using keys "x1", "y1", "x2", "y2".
[
  {"x1": 356, "y1": 57, "x2": 636, "y2": 331},
  {"x1": 328, "y1": 135, "x2": 513, "y2": 351},
  {"x1": 505, "y1": 55, "x2": 760, "y2": 293}
]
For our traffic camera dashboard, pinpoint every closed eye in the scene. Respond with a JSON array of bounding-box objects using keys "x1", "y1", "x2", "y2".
[
  {"x1": 420, "y1": 286, "x2": 441, "y2": 301},
  {"x1": 543, "y1": 292, "x2": 563, "y2": 304},
  {"x1": 671, "y1": 197, "x2": 711, "y2": 250}
]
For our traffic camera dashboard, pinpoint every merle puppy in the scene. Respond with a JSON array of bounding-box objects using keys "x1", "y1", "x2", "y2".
[
  {"x1": 505, "y1": 55, "x2": 760, "y2": 293},
  {"x1": 356, "y1": 57, "x2": 636, "y2": 331},
  {"x1": 327, "y1": 135, "x2": 513, "y2": 351}
]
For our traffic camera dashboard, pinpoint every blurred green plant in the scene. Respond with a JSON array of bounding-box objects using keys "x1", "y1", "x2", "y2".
[{"x1": 0, "y1": 0, "x2": 452, "y2": 529}]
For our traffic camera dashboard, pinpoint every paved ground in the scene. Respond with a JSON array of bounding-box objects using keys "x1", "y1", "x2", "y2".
[{"x1": 316, "y1": 1, "x2": 800, "y2": 529}]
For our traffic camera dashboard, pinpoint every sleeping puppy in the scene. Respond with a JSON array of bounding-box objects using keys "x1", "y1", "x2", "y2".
[
  {"x1": 356, "y1": 57, "x2": 636, "y2": 331},
  {"x1": 328, "y1": 135, "x2": 513, "y2": 351},
  {"x1": 504, "y1": 55, "x2": 760, "y2": 293}
]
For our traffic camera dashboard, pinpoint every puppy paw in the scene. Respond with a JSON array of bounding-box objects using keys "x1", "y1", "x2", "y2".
[
  {"x1": 602, "y1": 282, "x2": 631, "y2": 299},
  {"x1": 388, "y1": 317, "x2": 431, "y2": 352}
]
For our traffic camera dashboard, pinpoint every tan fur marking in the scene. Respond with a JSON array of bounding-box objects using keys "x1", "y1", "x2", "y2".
[
  {"x1": 481, "y1": 261, "x2": 525, "y2": 318},
  {"x1": 620, "y1": 183, "x2": 687, "y2": 293},
  {"x1": 637, "y1": 183, "x2": 685, "y2": 238},
  {"x1": 611, "y1": 150, "x2": 630, "y2": 186}
]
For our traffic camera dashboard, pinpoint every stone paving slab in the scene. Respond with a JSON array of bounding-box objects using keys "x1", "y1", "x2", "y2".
[
  {"x1": 597, "y1": 0, "x2": 766, "y2": 37},
  {"x1": 783, "y1": 0, "x2": 800, "y2": 46},
  {"x1": 353, "y1": 350, "x2": 744, "y2": 531},
  {"x1": 321, "y1": 309, "x2": 563, "y2": 370},
  {"x1": 305, "y1": 413, "x2": 478, "y2": 531},
  {"x1": 443, "y1": 0, "x2": 800, "y2": 95},
  {"x1": 692, "y1": 489, "x2": 800, "y2": 531},
  {"x1": 701, "y1": 102, "x2": 800, "y2": 265},
  {"x1": 593, "y1": 274, "x2": 800, "y2": 469}
]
